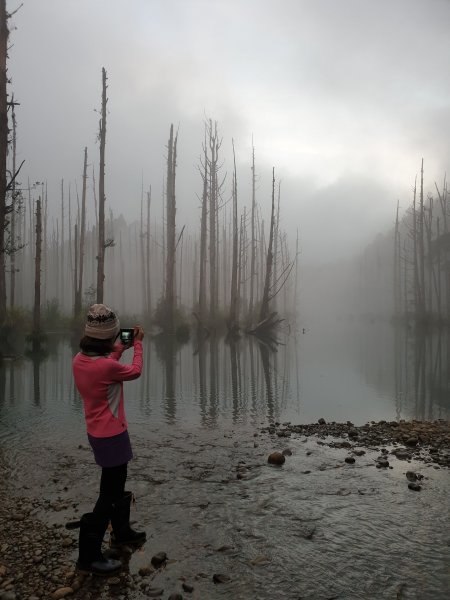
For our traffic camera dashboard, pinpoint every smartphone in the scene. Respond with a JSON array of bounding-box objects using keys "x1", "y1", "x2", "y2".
[{"x1": 119, "y1": 328, "x2": 134, "y2": 345}]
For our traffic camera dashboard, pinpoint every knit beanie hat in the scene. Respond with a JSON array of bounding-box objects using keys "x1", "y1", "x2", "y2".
[{"x1": 84, "y1": 304, "x2": 120, "y2": 340}]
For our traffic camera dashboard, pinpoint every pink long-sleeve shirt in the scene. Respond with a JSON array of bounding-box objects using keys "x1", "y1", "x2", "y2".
[{"x1": 73, "y1": 341, "x2": 143, "y2": 438}]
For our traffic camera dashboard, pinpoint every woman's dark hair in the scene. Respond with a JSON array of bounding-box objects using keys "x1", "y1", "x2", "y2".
[{"x1": 79, "y1": 336, "x2": 115, "y2": 355}]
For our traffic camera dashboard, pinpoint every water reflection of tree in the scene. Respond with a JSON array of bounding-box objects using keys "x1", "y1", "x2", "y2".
[
  {"x1": 393, "y1": 326, "x2": 449, "y2": 420},
  {"x1": 209, "y1": 336, "x2": 219, "y2": 426},
  {"x1": 0, "y1": 361, "x2": 5, "y2": 408},
  {"x1": 32, "y1": 357, "x2": 40, "y2": 407},
  {"x1": 197, "y1": 337, "x2": 207, "y2": 425},
  {"x1": 257, "y1": 336, "x2": 279, "y2": 424},
  {"x1": 153, "y1": 334, "x2": 178, "y2": 424},
  {"x1": 229, "y1": 339, "x2": 240, "y2": 423}
]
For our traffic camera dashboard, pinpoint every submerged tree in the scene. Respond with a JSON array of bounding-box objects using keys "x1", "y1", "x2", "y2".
[
  {"x1": 96, "y1": 67, "x2": 108, "y2": 303},
  {"x1": 259, "y1": 168, "x2": 276, "y2": 323},
  {"x1": 163, "y1": 123, "x2": 178, "y2": 333},
  {"x1": 32, "y1": 197, "x2": 42, "y2": 348},
  {"x1": 0, "y1": 0, "x2": 7, "y2": 324},
  {"x1": 74, "y1": 147, "x2": 88, "y2": 316},
  {"x1": 228, "y1": 139, "x2": 239, "y2": 334}
]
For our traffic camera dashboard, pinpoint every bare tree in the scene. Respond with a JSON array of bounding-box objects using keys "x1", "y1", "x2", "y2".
[
  {"x1": 32, "y1": 197, "x2": 42, "y2": 349},
  {"x1": 228, "y1": 139, "x2": 239, "y2": 334},
  {"x1": 197, "y1": 137, "x2": 208, "y2": 326},
  {"x1": 164, "y1": 123, "x2": 178, "y2": 333},
  {"x1": 96, "y1": 67, "x2": 108, "y2": 303},
  {"x1": 259, "y1": 168, "x2": 276, "y2": 323},
  {"x1": 74, "y1": 147, "x2": 88, "y2": 316},
  {"x1": 248, "y1": 141, "x2": 257, "y2": 321},
  {"x1": 0, "y1": 0, "x2": 8, "y2": 323}
]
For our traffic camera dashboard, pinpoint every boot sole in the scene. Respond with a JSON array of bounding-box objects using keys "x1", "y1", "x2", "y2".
[{"x1": 76, "y1": 564, "x2": 122, "y2": 577}]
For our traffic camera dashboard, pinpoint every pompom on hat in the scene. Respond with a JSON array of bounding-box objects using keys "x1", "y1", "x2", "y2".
[{"x1": 84, "y1": 304, "x2": 120, "y2": 340}]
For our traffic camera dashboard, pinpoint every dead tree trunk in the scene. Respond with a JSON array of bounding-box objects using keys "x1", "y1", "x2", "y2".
[
  {"x1": 32, "y1": 198, "x2": 42, "y2": 349},
  {"x1": 228, "y1": 139, "x2": 239, "y2": 333},
  {"x1": 96, "y1": 67, "x2": 107, "y2": 303},
  {"x1": 75, "y1": 147, "x2": 88, "y2": 316},
  {"x1": 259, "y1": 168, "x2": 276, "y2": 323},
  {"x1": 435, "y1": 180, "x2": 449, "y2": 320},
  {"x1": 9, "y1": 100, "x2": 17, "y2": 308},
  {"x1": 208, "y1": 120, "x2": 221, "y2": 326},
  {"x1": 139, "y1": 176, "x2": 147, "y2": 314},
  {"x1": 0, "y1": 0, "x2": 8, "y2": 324},
  {"x1": 412, "y1": 178, "x2": 422, "y2": 319},
  {"x1": 60, "y1": 180, "x2": 65, "y2": 311},
  {"x1": 418, "y1": 159, "x2": 426, "y2": 318},
  {"x1": 145, "y1": 186, "x2": 152, "y2": 318},
  {"x1": 272, "y1": 180, "x2": 281, "y2": 312},
  {"x1": 73, "y1": 222, "x2": 78, "y2": 316},
  {"x1": 198, "y1": 142, "x2": 208, "y2": 324},
  {"x1": 394, "y1": 199, "x2": 401, "y2": 319},
  {"x1": 248, "y1": 141, "x2": 256, "y2": 321},
  {"x1": 164, "y1": 124, "x2": 177, "y2": 333},
  {"x1": 436, "y1": 217, "x2": 442, "y2": 321}
]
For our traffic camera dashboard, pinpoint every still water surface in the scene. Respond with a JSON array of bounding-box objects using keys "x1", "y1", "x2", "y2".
[{"x1": 0, "y1": 322, "x2": 449, "y2": 599}]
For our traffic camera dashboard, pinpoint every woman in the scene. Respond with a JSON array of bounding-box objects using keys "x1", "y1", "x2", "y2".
[{"x1": 72, "y1": 303, "x2": 146, "y2": 575}]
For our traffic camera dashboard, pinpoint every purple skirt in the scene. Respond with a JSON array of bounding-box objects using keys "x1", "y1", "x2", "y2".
[{"x1": 87, "y1": 430, "x2": 133, "y2": 467}]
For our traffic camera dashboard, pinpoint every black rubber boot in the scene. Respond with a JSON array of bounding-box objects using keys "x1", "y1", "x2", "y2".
[
  {"x1": 111, "y1": 491, "x2": 146, "y2": 546},
  {"x1": 76, "y1": 512, "x2": 122, "y2": 576}
]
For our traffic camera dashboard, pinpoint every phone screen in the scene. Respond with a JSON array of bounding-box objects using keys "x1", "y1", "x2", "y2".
[{"x1": 120, "y1": 329, "x2": 134, "y2": 344}]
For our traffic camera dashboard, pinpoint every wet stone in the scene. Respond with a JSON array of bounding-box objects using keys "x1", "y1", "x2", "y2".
[
  {"x1": 405, "y1": 437, "x2": 418, "y2": 447},
  {"x1": 376, "y1": 459, "x2": 389, "y2": 468},
  {"x1": 146, "y1": 588, "x2": 164, "y2": 597},
  {"x1": 408, "y1": 482, "x2": 422, "y2": 491},
  {"x1": 213, "y1": 573, "x2": 231, "y2": 584},
  {"x1": 150, "y1": 552, "x2": 167, "y2": 568},
  {"x1": 268, "y1": 452, "x2": 285, "y2": 465},
  {"x1": 51, "y1": 588, "x2": 74, "y2": 599},
  {"x1": 345, "y1": 457, "x2": 355, "y2": 464}
]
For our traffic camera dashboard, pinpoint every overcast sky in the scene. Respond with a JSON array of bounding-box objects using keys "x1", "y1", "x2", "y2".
[{"x1": 7, "y1": 0, "x2": 450, "y2": 263}]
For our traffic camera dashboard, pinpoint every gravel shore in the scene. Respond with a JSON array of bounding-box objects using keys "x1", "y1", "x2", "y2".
[{"x1": 1, "y1": 418, "x2": 449, "y2": 599}]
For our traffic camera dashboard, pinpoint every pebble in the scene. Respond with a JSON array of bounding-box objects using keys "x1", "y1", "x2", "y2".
[
  {"x1": 138, "y1": 565, "x2": 154, "y2": 576},
  {"x1": 150, "y1": 552, "x2": 167, "y2": 568},
  {"x1": 408, "y1": 482, "x2": 422, "y2": 491},
  {"x1": 213, "y1": 573, "x2": 231, "y2": 584},
  {"x1": 345, "y1": 457, "x2": 355, "y2": 464},
  {"x1": 51, "y1": 588, "x2": 73, "y2": 599},
  {"x1": 268, "y1": 452, "x2": 285, "y2": 465},
  {"x1": 146, "y1": 588, "x2": 164, "y2": 597},
  {"x1": 182, "y1": 583, "x2": 194, "y2": 593}
]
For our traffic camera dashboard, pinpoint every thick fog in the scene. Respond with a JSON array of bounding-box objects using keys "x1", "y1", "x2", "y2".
[{"x1": 6, "y1": 0, "x2": 450, "y2": 321}]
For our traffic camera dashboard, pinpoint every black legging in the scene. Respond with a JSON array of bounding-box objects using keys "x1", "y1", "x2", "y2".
[{"x1": 93, "y1": 463, "x2": 128, "y2": 519}]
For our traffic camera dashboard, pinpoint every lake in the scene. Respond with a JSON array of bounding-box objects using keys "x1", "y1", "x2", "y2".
[{"x1": 0, "y1": 321, "x2": 449, "y2": 599}]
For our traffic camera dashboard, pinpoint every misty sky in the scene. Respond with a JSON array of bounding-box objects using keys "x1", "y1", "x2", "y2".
[{"x1": 8, "y1": 0, "x2": 450, "y2": 263}]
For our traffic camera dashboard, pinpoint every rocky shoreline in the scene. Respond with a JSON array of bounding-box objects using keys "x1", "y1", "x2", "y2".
[
  {"x1": 1, "y1": 419, "x2": 449, "y2": 599},
  {"x1": 261, "y1": 418, "x2": 450, "y2": 469}
]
